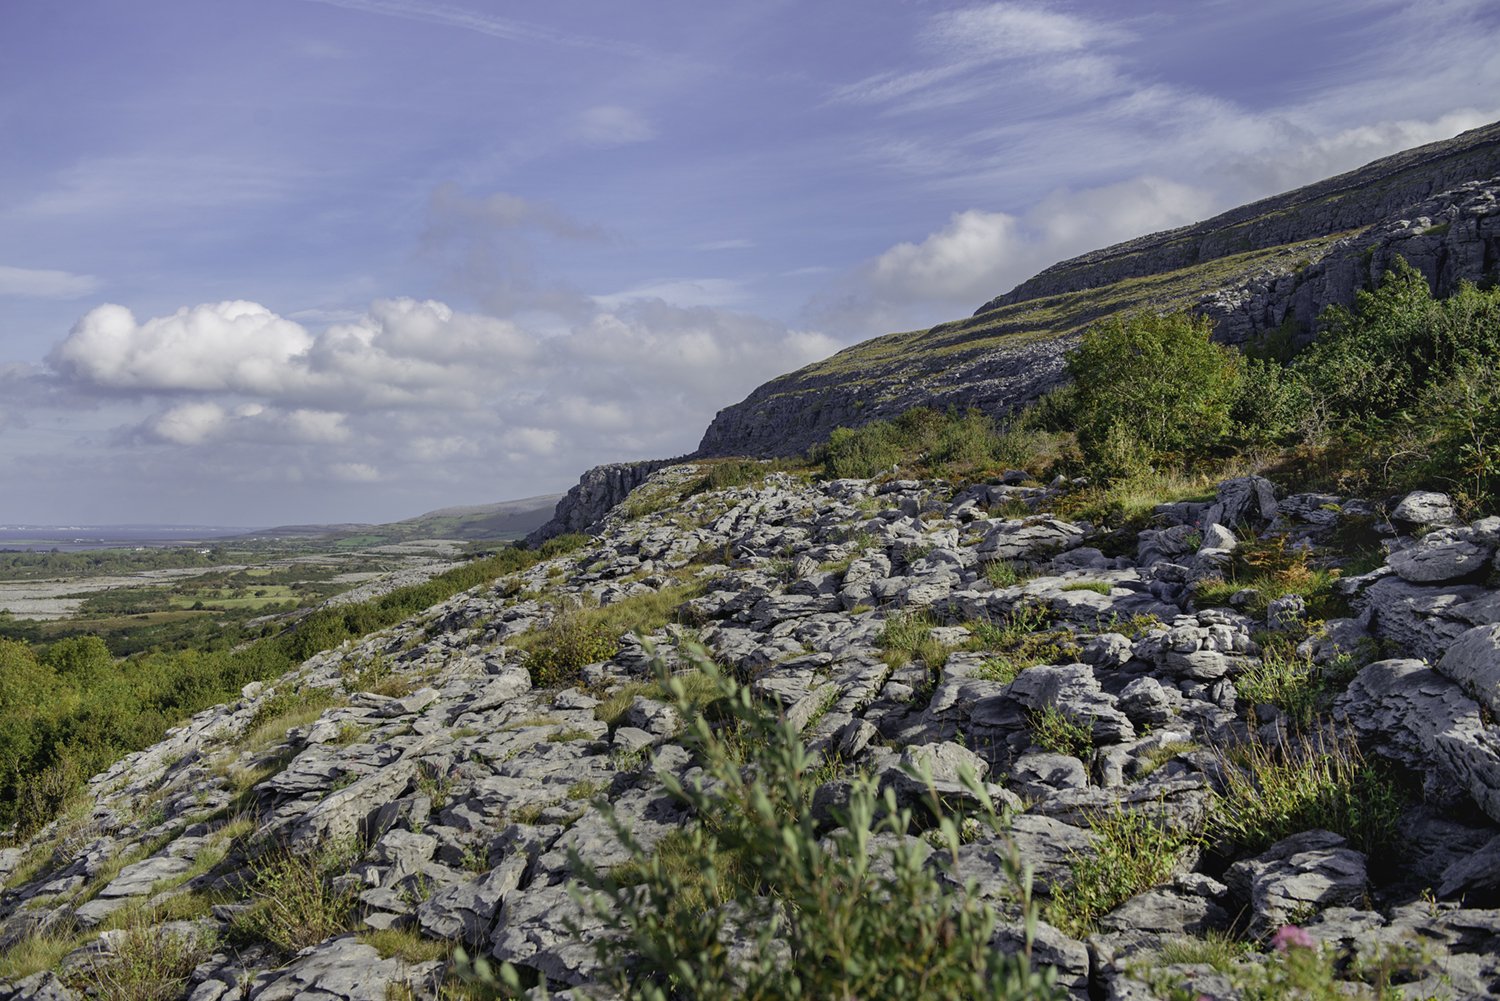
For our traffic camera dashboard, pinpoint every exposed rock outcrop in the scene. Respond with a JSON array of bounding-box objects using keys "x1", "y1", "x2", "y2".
[
  {"x1": 525, "y1": 458, "x2": 674, "y2": 544},
  {"x1": 979, "y1": 120, "x2": 1500, "y2": 314},
  {"x1": 1202, "y1": 176, "x2": 1500, "y2": 345},
  {"x1": 696, "y1": 123, "x2": 1500, "y2": 461},
  {"x1": 8, "y1": 466, "x2": 1500, "y2": 999}
]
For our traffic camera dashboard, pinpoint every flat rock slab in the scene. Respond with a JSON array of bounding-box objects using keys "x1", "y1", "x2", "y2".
[
  {"x1": 1337, "y1": 659, "x2": 1500, "y2": 824},
  {"x1": 247, "y1": 937, "x2": 417, "y2": 1001},
  {"x1": 1438, "y1": 624, "x2": 1500, "y2": 716},
  {"x1": 98, "y1": 855, "x2": 195, "y2": 898}
]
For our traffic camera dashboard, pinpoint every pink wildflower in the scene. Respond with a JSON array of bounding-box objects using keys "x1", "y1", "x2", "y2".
[{"x1": 1270, "y1": 924, "x2": 1317, "y2": 951}]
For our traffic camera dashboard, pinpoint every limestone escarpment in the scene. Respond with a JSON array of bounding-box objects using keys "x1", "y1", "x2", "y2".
[
  {"x1": 696, "y1": 123, "x2": 1500, "y2": 462},
  {"x1": 1202, "y1": 176, "x2": 1500, "y2": 345},
  {"x1": 5, "y1": 464, "x2": 1500, "y2": 998},
  {"x1": 526, "y1": 457, "x2": 674, "y2": 545},
  {"x1": 978, "y1": 120, "x2": 1500, "y2": 314}
]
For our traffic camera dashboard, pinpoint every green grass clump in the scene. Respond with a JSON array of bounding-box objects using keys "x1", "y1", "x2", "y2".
[
  {"x1": 1235, "y1": 651, "x2": 1325, "y2": 729},
  {"x1": 595, "y1": 670, "x2": 721, "y2": 728},
  {"x1": 75, "y1": 916, "x2": 213, "y2": 1001},
  {"x1": 518, "y1": 583, "x2": 704, "y2": 687},
  {"x1": 1048, "y1": 807, "x2": 1197, "y2": 937},
  {"x1": 231, "y1": 840, "x2": 360, "y2": 955},
  {"x1": 1211, "y1": 733, "x2": 1405, "y2": 856},
  {"x1": 984, "y1": 560, "x2": 1028, "y2": 587},
  {"x1": 967, "y1": 605, "x2": 1079, "y2": 683},
  {"x1": 1027, "y1": 706, "x2": 1094, "y2": 759},
  {"x1": 359, "y1": 926, "x2": 449, "y2": 963},
  {"x1": 0, "y1": 928, "x2": 89, "y2": 981},
  {"x1": 1193, "y1": 534, "x2": 1345, "y2": 621},
  {"x1": 575, "y1": 642, "x2": 1062, "y2": 1000},
  {"x1": 819, "y1": 407, "x2": 1010, "y2": 481},
  {"x1": 877, "y1": 612, "x2": 954, "y2": 680},
  {"x1": 690, "y1": 459, "x2": 767, "y2": 495},
  {"x1": 1060, "y1": 581, "x2": 1112, "y2": 596}
]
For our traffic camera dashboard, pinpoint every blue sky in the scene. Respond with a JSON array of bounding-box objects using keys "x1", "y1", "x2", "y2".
[{"x1": 3, "y1": 0, "x2": 1499, "y2": 525}]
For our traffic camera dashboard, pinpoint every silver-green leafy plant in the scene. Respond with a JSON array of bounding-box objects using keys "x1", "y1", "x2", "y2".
[{"x1": 570, "y1": 639, "x2": 1062, "y2": 1001}]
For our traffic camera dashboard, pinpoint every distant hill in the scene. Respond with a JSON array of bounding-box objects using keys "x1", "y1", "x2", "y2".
[
  {"x1": 248, "y1": 493, "x2": 562, "y2": 545},
  {"x1": 696, "y1": 120, "x2": 1500, "y2": 459}
]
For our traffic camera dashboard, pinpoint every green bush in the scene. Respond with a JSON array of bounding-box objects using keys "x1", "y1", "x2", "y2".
[
  {"x1": 1066, "y1": 312, "x2": 1241, "y2": 467},
  {"x1": 231, "y1": 839, "x2": 360, "y2": 954},
  {"x1": 1296, "y1": 260, "x2": 1500, "y2": 428},
  {"x1": 819, "y1": 407, "x2": 1003, "y2": 480},
  {"x1": 1049, "y1": 807, "x2": 1196, "y2": 936},
  {"x1": 1211, "y1": 733, "x2": 1405, "y2": 856},
  {"x1": 573, "y1": 641, "x2": 1061, "y2": 1001}
]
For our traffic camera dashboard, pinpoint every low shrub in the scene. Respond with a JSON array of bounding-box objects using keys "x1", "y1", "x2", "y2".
[
  {"x1": 819, "y1": 407, "x2": 1006, "y2": 480},
  {"x1": 572, "y1": 642, "x2": 1062, "y2": 1000},
  {"x1": 518, "y1": 584, "x2": 704, "y2": 687},
  {"x1": 1049, "y1": 807, "x2": 1197, "y2": 937},
  {"x1": 1026, "y1": 706, "x2": 1093, "y2": 759},
  {"x1": 231, "y1": 839, "x2": 360, "y2": 954},
  {"x1": 1211, "y1": 732, "x2": 1405, "y2": 856},
  {"x1": 81, "y1": 916, "x2": 213, "y2": 1001},
  {"x1": 877, "y1": 611, "x2": 952, "y2": 674}
]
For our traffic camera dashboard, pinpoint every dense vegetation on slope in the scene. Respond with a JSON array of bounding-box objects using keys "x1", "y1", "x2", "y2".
[
  {"x1": 0, "y1": 535, "x2": 586, "y2": 839},
  {"x1": 822, "y1": 259, "x2": 1500, "y2": 520}
]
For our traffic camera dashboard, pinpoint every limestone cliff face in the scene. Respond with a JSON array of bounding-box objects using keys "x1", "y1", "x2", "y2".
[
  {"x1": 695, "y1": 123, "x2": 1500, "y2": 462},
  {"x1": 526, "y1": 459, "x2": 673, "y2": 544},
  {"x1": 1201, "y1": 177, "x2": 1500, "y2": 345},
  {"x1": 695, "y1": 335, "x2": 1071, "y2": 459},
  {"x1": 978, "y1": 121, "x2": 1500, "y2": 314}
]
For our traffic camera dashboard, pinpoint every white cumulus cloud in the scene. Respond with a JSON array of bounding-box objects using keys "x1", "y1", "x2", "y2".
[{"x1": 825, "y1": 175, "x2": 1214, "y2": 333}]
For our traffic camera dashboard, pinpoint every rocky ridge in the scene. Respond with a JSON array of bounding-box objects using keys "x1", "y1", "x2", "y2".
[
  {"x1": 4, "y1": 464, "x2": 1500, "y2": 999},
  {"x1": 977, "y1": 120, "x2": 1500, "y2": 314},
  {"x1": 695, "y1": 125, "x2": 1500, "y2": 461}
]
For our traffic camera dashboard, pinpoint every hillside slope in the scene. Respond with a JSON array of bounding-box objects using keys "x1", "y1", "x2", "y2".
[
  {"x1": 696, "y1": 121, "x2": 1500, "y2": 460},
  {"x1": 5, "y1": 462, "x2": 1500, "y2": 998}
]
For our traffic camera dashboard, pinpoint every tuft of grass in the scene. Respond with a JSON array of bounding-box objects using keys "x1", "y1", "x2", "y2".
[
  {"x1": 1135, "y1": 741, "x2": 1199, "y2": 779},
  {"x1": 1193, "y1": 534, "x2": 1346, "y2": 621},
  {"x1": 984, "y1": 560, "x2": 1027, "y2": 587},
  {"x1": 595, "y1": 669, "x2": 721, "y2": 729},
  {"x1": 966, "y1": 605, "x2": 1079, "y2": 682},
  {"x1": 1236, "y1": 651, "x2": 1325, "y2": 729},
  {"x1": 516, "y1": 583, "x2": 704, "y2": 687},
  {"x1": 341, "y1": 654, "x2": 416, "y2": 697},
  {"x1": 1060, "y1": 581, "x2": 1111, "y2": 596},
  {"x1": 689, "y1": 459, "x2": 766, "y2": 496},
  {"x1": 1211, "y1": 732, "x2": 1405, "y2": 856},
  {"x1": 0, "y1": 928, "x2": 90, "y2": 981},
  {"x1": 877, "y1": 612, "x2": 953, "y2": 678},
  {"x1": 359, "y1": 926, "x2": 449, "y2": 963},
  {"x1": 243, "y1": 686, "x2": 344, "y2": 751},
  {"x1": 230, "y1": 839, "x2": 361, "y2": 955},
  {"x1": 1027, "y1": 706, "x2": 1094, "y2": 759},
  {"x1": 1052, "y1": 468, "x2": 1219, "y2": 530},
  {"x1": 1048, "y1": 807, "x2": 1197, "y2": 937},
  {"x1": 568, "y1": 779, "x2": 609, "y2": 800},
  {"x1": 75, "y1": 914, "x2": 214, "y2": 1001}
]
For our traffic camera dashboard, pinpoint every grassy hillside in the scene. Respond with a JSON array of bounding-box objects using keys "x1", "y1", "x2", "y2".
[{"x1": 248, "y1": 493, "x2": 561, "y2": 546}]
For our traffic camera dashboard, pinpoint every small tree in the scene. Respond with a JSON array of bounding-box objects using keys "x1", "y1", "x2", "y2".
[{"x1": 1066, "y1": 312, "x2": 1240, "y2": 469}]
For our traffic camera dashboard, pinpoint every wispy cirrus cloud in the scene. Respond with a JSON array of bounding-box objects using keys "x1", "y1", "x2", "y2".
[
  {"x1": 293, "y1": 0, "x2": 658, "y2": 59},
  {"x1": 832, "y1": 2, "x2": 1129, "y2": 113},
  {"x1": 0, "y1": 265, "x2": 101, "y2": 299},
  {"x1": 574, "y1": 105, "x2": 656, "y2": 147}
]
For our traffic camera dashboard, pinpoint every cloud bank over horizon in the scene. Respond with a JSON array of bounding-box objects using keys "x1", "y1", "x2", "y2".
[{"x1": 3, "y1": 1, "x2": 1500, "y2": 524}]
